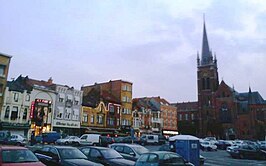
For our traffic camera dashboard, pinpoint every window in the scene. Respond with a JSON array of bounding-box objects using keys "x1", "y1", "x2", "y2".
[
  {"x1": 107, "y1": 118, "x2": 114, "y2": 125},
  {"x1": 81, "y1": 148, "x2": 90, "y2": 156},
  {"x1": 90, "y1": 115, "x2": 94, "y2": 124},
  {"x1": 57, "y1": 107, "x2": 64, "y2": 119},
  {"x1": 122, "y1": 85, "x2": 127, "y2": 91},
  {"x1": 11, "y1": 106, "x2": 18, "y2": 120},
  {"x1": 83, "y1": 114, "x2": 88, "y2": 123},
  {"x1": 14, "y1": 93, "x2": 19, "y2": 102},
  {"x1": 23, "y1": 108, "x2": 27, "y2": 120},
  {"x1": 74, "y1": 100, "x2": 79, "y2": 105},
  {"x1": 59, "y1": 97, "x2": 64, "y2": 102},
  {"x1": 97, "y1": 115, "x2": 103, "y2": 124},
  {"x1": 89, "y1": 149, "x2": 101, "y2": 158},
  {"x1": 179, "y1": 114, "x2": 182, "y2": 121},
  {"x1": 4, "y1": 106, "x2": 10, "y2": 119},
  {"x1": 185, "y1": 114, "x2": 188, "y2": 120},
  {"x1": 117, "y1": 118, "x2": 120, "y2": 126},
  {"x1": 117, "y1": 107, "x2": 120, "y2": 114},
  {"x1": 138, "y1": 154, "x2": 149, "y2": 162},
  {"x1": 123, "y1": 147, "x2": 134, "y2": 155},
  {"x1": 0, "y1": 84, "x2": 3, "y2": 95},
  {"x1": 65, "y1": 108, "x2": 71, "y2": 119},
  {"x1": 191, "y1": 113, "x2": 194, "y2": 120},
  {"x1": 147, "y1": 154, "x2": 158, "y2": 163},
  {"x1": 122, "y1": 96, "x2": 126, "y2": 102},
  {"x1": 25, "y1": 94, "x2": 30, "y2": 101},
  {"x1": 72, "y1": 109, "x2": 79, "y2": 120},
  {"x1": 0, "y1": 65, "x2": 5, "y2": 76},
  {"x1": 114, "y1": 146, "x2": 123, "y2": 153},
  {"x1": 109, "y1": 105, "x2": 115, "y2": 113}
]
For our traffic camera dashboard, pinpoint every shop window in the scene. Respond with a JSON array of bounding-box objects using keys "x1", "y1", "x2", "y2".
[
  {"x1": 11, "y1": 106, "x2": 18, "y2": 120},
  {"x1": 4, "y1": 106, "x2": 10, "y2": 119}
]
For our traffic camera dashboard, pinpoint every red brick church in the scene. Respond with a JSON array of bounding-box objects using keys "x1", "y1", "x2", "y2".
[{"x1": 175, "y1": 21, "x2": 266, "y2": 140}]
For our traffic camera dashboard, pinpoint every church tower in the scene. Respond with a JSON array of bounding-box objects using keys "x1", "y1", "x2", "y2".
[{"x1": 197, "y1": 20, "x2": 219, "y2": 137}]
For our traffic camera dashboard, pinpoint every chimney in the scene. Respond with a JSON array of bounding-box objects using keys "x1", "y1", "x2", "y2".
[{"x1": 48, "y1": 77, "x2": 53, "y2": 85}]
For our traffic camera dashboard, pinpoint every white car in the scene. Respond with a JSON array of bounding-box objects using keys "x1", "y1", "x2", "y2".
[
  {"x1": 10, "y1": 134, "x2": 27, "y2": 146},
  {"x1": 56, "y1": 136, "x2": 80, "y2": 145},
  {"x1": 200, "y1": 141, "x2": 217, "y2": 151},
  {"x1": 226, "y1": 144, "x2": 239, "y2": 153}
]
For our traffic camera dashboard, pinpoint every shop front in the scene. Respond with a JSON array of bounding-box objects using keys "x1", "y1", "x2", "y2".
[{"x1": 29, "y1": 99, "x2": 52, "y2": 136}]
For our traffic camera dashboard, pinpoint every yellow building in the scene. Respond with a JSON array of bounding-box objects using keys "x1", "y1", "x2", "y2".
[
  {"x1": 81, "y1": 80, "x2": 133, "y2": 134},
  {"x1": 81, "y1": 101, "x2": 108, "y2": 128},
  {"x1": 0, "y1": 53, "x2": 12, "y2": 112}
]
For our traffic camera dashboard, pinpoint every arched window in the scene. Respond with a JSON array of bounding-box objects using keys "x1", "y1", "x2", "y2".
[{"x1": 4, "y1": 106, "x2": 10, "y2": 119}]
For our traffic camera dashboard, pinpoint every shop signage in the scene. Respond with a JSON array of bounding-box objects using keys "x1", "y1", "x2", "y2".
[{"x1": 53, "y1": 119, "x2": 80, "y2": 128}]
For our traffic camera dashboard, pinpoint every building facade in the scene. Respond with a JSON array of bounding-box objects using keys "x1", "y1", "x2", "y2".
[
  {"x1": 81, "y1": 80, "x2": 132, "y2": 134},
  {"x1": 0, "y1": 53, "x2": 11, "y2": 114},
  {"x1": 51, "y1": 84, "x2": 83, "y2": 136}
]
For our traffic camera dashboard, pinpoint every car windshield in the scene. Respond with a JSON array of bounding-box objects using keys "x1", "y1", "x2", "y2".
[
  {"x1": 132, "y1": 146, "x2": 149, "y2": 154},
  {"x1": 100, "y1": 149, "x2": 123, "y2": 159},
  {"x1": 58, "y1": 148, "x2": 87, "y2": 159},
  {"x1": 2, "y1": 149, "x2": 39, "y2": 163},
  {"x1": 64, "y1": 136, "x2": 71, "y2": 139}
]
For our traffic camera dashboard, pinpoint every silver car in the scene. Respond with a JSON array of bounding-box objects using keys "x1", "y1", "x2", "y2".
[{"x1": 109, "y1": 143, "x2": 149, "y2": 161}]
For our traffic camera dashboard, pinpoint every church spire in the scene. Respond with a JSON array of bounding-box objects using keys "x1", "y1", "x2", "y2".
[{"x1": 201, "y1": 16, "x2": 212, "y2": 65}]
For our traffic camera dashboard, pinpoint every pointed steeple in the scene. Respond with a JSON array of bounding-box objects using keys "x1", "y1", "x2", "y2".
[{"x1": 201, "y1": 16, "x2": 212, "y2": 65}]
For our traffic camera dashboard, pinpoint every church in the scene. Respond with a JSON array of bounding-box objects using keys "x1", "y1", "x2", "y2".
[{"x1": 176, "y1": 20, "x2": 266, "y2": 140}]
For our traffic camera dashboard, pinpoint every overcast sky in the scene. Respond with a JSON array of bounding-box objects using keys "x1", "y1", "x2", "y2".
[{"x1": 1, "y1": 0, "x2": 266, "y2": 103}]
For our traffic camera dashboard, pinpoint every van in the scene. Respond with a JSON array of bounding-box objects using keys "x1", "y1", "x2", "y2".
[
  {"x1": 0, "y1": 131, "x2": 11, "y2": 144},
  {"x1": 140, "y1": 134, "x2": 159, "y2": 145},
  {"x1": 41, "y1": 131, "x2": 61, "y2": 144},
  {"x1": 80, "y1": 134, "x2": 100, "y2": 146}
]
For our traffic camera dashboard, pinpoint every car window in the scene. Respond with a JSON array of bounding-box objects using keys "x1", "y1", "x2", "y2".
[
  {"x1": 138, "y1": 154, "x2": 149, "y2": 162},
  {"x1": 147, "y1": 154, "x2": 158, "y2": 163},
  {"x1": 114, "y1": 146, "x2": 124, "y2": 153},
  {"x1": 148, "y1": 136, "x2": 154, "y2": 139},
  {"x1": 80, "y1": 135, "x2": 87, "y2": 140},
  {"x1": 2, "y1": 149, "x2": 39, "y2": 163},
  {"x1": 89, "y1": 149, "x2": 101, "y2": 158},
  {"x1": 163, "y1": 154, "x2": 170, "y2": 160},
  {"x1": 123, "y1": 146, "x2": 134, "y2": 155},
  {"x1": 42, "y1": 147, "x2": 50, "y2": 152},
  {"x1": 168, "y1": 153, "x2": 185, "y2": 164},
  {"x1": 81, "y1": 148, "x2": 91, "y2": 156},
  {"x1": 49, "y1": 148, "x2": 58, "y2": 156}
]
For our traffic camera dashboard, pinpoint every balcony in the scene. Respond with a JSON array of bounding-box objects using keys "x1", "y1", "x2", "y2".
[{"x1": 151, "y1": 117, "x2": 163, "y2": 124}]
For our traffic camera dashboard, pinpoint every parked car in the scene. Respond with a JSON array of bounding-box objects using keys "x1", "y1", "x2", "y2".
[
  {"x1": 258, "y1": 141, "x2": 266, "y2": 151},
  {"x1": 80, "y1": 134, "x2": 101, "y2": 146},
  {"x1": 99, "y1": 136, "x2": 114, "y2": 147},
  {"x1": 9, "y1": 134, "x2": 27, "y2": 146},
  {"x1": 109, "y1": 143, "x2": 149, "y2": 161},
  {"x1": 113, "y1": 137, "x2": 124, "y2": 143},
  {"x1": 226, "y1": 144, "x2": 239, "y2": 153},
  {"x1": 56, "y1": 136, "x2": 80, "y2": 145},
  {"x1": 159, "y1": 143, "x2": 205, "y2": 166},
  {"x1": 34, "y1": 145, "x2": 103, "y2": 166},
  {"x1": 0, "y1": 131, "x2": 11, "y2": 144},
  {"x1": 228, "y1": 144, "x2": 266, "y2": 160},
  {"x1": 158, "y1": 135, "x2": 167, "y2": 145},
  {"x1": 140, "y1": 134, "x2": 159, "y2": 145},
  {"x1": 120, "y1": 136, "x2": 143, "y2": 144},
  {"x1": 200, "y1": 141, "x2": 217, "y2": 151},
  {"x1": 38, "y1": 131, "x2": 61, "y2": 144},
  {"x1": 135, "y1": 151, "x2": 194, "y2": 166},
  {"x1": 215, "y1": 140, "x2": 232, "y2": 150},
  {"x1": 0, "y1": 146, "x2": 45, "y2": 166},
  {"x1": 79, "y1": 146, "x2": 135, "y2": 166}
]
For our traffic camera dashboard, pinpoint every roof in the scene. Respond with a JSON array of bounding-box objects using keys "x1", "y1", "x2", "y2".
[
  {"x1": 176, "y1": 101, "x2": 198, "y2": 111},
  {"x1": 169, "y1": 135, "x2": 199, "y2": 141},
  {"x1": 237, "y1": 91, "x2": 266, "y2": 104},
  {"x1": 110, "y1": 143, "x2": 144, "y2": 147},
  {"x1": 82, "y1": 79, "x2": 133, "y2": 88},
  {"x1": 79, "y1": 146, "x2": 109, "y2": 150},
  {"x1": 0, "y1": 52, "x2": 12, "y2": 58}
]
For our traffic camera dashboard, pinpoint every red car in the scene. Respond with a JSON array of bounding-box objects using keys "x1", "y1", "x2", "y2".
[{"x1": 0, "y1": 146, "x2": 45, "y2": 166}]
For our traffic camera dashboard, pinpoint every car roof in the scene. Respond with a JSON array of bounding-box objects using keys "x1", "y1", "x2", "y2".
[
  {"x1": 79, "y1": 146, "x2": 110, "y2": 150},
  {"x1": 0, "y1": 146, "x2": 28, "y2": 150},
  {"x1": 111, "y1": 143, "x2": 143, "y2": 147},
  {"x1": 42, "y1": 145, "x2": 77, "y2": 149}
]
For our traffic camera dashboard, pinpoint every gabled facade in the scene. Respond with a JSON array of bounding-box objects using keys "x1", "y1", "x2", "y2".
[{"x1": 81, "y1": 80, "x2": 132, "y2": 134}]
